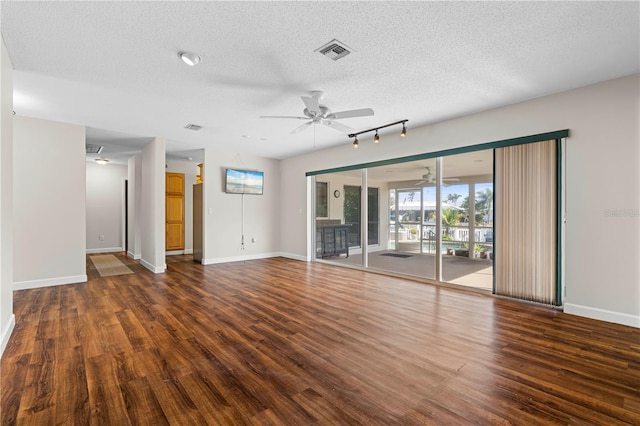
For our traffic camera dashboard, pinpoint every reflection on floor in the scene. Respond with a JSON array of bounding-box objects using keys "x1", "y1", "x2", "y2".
[{"x1": 326, "y1": 250, "x2": 493, "y2": 291}]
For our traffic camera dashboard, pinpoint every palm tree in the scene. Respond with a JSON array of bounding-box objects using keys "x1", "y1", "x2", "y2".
[
  {"x1": 441, "y1": 208, "x2": 460, "y2": 238},
  {"x1": 475, "y1": 188, "x2": 493, "y2": 224},
  {"x1": 446, "y1": 193, "x2": 461, "y2": 206}
]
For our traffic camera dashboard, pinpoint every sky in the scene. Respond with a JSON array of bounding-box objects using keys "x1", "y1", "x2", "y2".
[{"x1": 397, "y1": 182, "x2": 493, "y2": 207}]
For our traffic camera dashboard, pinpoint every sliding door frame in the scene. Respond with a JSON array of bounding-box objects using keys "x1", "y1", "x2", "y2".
[{"x1": 307, "y1": 130, "x2": 569, "y2": 305}]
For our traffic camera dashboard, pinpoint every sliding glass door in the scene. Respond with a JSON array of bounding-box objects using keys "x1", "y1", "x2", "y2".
[
  {"x1": 309, "y1": 130, "x2": 566, "y2": 305},
  {"x1": 440, "y1": 152, "x2": 494, "y2": 290}
]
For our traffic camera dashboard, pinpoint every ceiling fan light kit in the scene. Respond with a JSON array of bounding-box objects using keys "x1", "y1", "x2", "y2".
[{"x1": 348, "y1": 119, "x2": 408, "y2": 148}]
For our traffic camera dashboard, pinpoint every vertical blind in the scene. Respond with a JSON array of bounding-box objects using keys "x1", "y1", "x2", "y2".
[{"x1": 495, "y1": 140, "x2": 557, "y2": 304}]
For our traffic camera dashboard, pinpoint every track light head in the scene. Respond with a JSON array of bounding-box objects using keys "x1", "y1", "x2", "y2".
[
  {"x1": 353, "y1": 137, "x2": 359, "y2": 148},
  {"x1": 374, "y1": 131, "x2": 380, "y2": 143},
  {"x1": 401, "y1": 123, "x2": 407, "y2": 137},
  {"x1": 178, "y1": 51, "x2": 201, "y2": 66}
]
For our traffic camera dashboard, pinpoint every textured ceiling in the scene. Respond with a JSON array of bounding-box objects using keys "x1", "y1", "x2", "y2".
[{"x1": 2, "y1": 1, "x2": 639, "y2": 162}]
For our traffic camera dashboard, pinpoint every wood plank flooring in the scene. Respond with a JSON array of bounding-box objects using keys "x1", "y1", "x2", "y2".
[{"x1": 2, "y1": 254, "x2": 639, "y2": 425}]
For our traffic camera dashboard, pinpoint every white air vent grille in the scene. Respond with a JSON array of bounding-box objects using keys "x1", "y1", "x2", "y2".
[
  {"x1": 184, "y1": 124, "x2": 202, "y2": 131},
  {"x1": 316, "y1": 39, "x2": 352, "y2": 61},
  {"x1": 86, "y1": 144, "x2": 103, "y2": 154}
]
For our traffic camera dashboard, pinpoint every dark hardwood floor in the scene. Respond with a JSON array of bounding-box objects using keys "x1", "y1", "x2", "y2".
[{"x1": 2, "y1": 254, "x2": 639, "y2": 425}]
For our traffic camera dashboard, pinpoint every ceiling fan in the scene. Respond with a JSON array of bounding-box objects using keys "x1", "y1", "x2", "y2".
[
  {"x1": 414, "y1": 167, "x2": 460, "y2": 186},
  {"x1": 260, "y1": 91, "x2": 374, "y2": 134}
]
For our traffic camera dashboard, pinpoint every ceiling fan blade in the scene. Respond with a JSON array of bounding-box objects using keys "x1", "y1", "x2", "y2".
[
  {"x1": 322, "y1": 120, "x2": 353, "y2": 134},
  {"x1": 260, "y1": 115, "x2": 308, "y2": 120},
  {"x1": 290, "y1": 121, "x2": 313, "y2": 134},
  {"x1": 301, "y1": 96, "x2": 321, "y2": 116},
  {"x1": 327, "y1": 108, "x2": 374, "y2": 120}
]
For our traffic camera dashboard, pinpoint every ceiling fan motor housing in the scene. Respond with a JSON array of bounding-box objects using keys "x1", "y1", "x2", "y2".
[{"x1": 304, "y1": 105, "x2": 331, "y2": 120}]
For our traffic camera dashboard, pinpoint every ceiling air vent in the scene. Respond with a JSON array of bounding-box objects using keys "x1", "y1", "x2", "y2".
[
  {"x1": 184, "y1": 123, "x2": 202, "y2": 131},
  {"x1": 316, "y1": 39, "x2": 353, "y2": 61},
  {"x1": 86, "y1": 144, "x2": 103, "y2": 154}
]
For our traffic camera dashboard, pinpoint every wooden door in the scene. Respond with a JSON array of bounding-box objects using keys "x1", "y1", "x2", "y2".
[{"x1": 166, "y1": 173, "x2": 185, "y2": 251}]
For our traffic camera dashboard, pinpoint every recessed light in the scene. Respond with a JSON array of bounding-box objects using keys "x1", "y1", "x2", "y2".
[{"x1": 178, "y1": 51, "x2": 201, "y2": 66}]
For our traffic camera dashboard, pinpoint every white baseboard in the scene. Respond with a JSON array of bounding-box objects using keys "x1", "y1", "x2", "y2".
[
  {"x1": 200, "y1": 252, "x2": 309, "y2": 265},
  {"x1": 564, "y1": 303, "x2": 640, "y2": 328},
  {"x1": 127, "y1": 251, "x2": 141, "y2": 260},
  {"x1": 166, "y1": 249, "x2": 193, "y2": 256},
  {"x1": 86, "y1": 247, "x2": 123, "y2": 254},
  {"x1": 13, "y1": 274, "x2": 87, "y2": 291},
  {"x1": 276, "y1": 252, "x2": 309, "y2": 262},
  {"x1": 202, "y1": 252, "x2": 284, "y2": 265},
  {"x1": 0, "y1": 314, "x2": 15, "y2": 359},
  {"x1": 140, "y1": 258, "x2": 166, "y2": 273}
]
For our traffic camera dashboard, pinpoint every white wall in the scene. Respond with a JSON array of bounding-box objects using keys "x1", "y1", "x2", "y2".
[
  {"x1": 86, "y1": 161, "x2": 127, "y2": 253},
  {"x1": 140, "y1": 138, "x2": 165, "y2": 272},
  {"x1": 281, "y1": 74, "x2": 640, "y2": 328},
  {"x1": 127, "y1": 154, "x2": 142, "y2": 259},
  {"x1": 13, "y1": 116, "x2": 87, "y2": 289},
  {"x1": 202, "y1": 149, "x2": 280, "y2": 263},
  {"x1": 166, "y1": 159, "x2": 200, "y2": 254},
  {"x1": 0, "y1": 36, "x2": 14, "y2": 357}
]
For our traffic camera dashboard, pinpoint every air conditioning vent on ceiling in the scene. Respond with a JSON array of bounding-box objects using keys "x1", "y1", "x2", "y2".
[
  {"x1": 184, "y1": 124, "x2": 202, "y2": 131},
  {"x1": 85, "y1": 144, "x2": 103, "y2": 154},
  {"x1": 316, "y1": 39, "x2": 352, "y2": 61}
]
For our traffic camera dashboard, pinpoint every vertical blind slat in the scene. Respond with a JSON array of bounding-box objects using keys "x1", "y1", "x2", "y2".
[{"x1": 495, "y1": 140, "x2": 557, "y2": 304}]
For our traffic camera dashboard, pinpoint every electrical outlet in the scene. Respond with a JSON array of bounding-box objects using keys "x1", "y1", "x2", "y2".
[{"x1": 99, "y1": 235, "x2": 105, "y2": 241}]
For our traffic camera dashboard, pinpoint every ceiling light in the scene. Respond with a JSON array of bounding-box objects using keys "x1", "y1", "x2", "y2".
[
  {"x1": 178, "y1": 51, "x2": 201, "y2": 66},
  {"x1": 95, "y1": 158, "x2": 109, "y2": 165},
  {"x1": 348, "y1": 119, "x2": 408, "y2": 148}
]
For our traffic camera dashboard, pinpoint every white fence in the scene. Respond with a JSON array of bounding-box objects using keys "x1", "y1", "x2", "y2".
[{"x1": 397, "y1": 224, "x2": 493, "y2": 244}]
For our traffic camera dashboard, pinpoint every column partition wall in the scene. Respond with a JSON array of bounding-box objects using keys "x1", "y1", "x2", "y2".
[{"x1": 308, "y1": 130, "x2": 567, "y2": 305}]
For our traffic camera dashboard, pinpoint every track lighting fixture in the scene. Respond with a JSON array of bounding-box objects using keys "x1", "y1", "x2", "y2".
[{"x1": 348, "y1": 119, "x2": 408, "y2": 147}]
